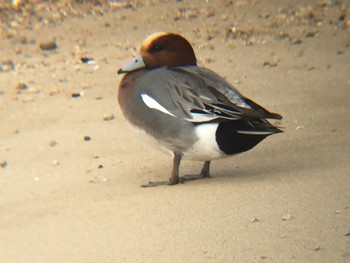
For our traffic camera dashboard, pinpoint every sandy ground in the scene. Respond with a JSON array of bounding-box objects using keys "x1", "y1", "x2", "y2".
[{"x1": 1, "y1": 0, "x2": 350, "y2": 262}]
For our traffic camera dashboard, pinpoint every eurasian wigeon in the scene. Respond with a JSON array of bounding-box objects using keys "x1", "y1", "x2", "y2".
[{"x1": 117, "y1": 32, "x2": 282, "y2": 187}]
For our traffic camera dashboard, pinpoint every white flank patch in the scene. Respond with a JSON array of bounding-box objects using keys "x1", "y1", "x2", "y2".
[
  {"x1": 141, "y1": 93, "x2": 175, "y2": 117},
  {"x1": 183, "y1": 123, "x2": 226, "y2": 161}
]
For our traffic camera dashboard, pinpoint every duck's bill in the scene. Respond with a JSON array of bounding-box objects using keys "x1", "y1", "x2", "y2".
[{"x1": 117, "y1": 55, "x2": 145, "y2": 74}]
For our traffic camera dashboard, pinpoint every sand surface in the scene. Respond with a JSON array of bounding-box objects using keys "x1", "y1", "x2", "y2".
[{"x1": 1, "y1": 0, "x2": 350, "y2": 262}]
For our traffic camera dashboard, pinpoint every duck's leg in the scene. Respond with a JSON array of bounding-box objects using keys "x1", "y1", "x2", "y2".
[
  {"x1": 180, "y1": 161, "x2": 211, "y2": 181},
  {"x1": 141, "y1": 153, "x2": 182, "y2": 187}
]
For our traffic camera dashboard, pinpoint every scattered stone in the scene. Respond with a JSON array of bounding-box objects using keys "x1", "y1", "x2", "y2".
[
  {"x1": 48, "y1": 140, "x2": 57, "y2": 147},
  {"x1": 277, "y1": 31, "x2": 289, "y2": 40},
  {"x1": 108, "y1": 0, "x2": 132, "y2": 9},
  {"x1": 296, "y1": 125, "x2": 305, "y2": 130},
  {"x1": 80, "y1": 57, "x2": 100, "y2": 70},
  {"x1": 177, "y1": 7, "x2": 199, "y2": 20},
  {"x1": 49, "y1": 88, "x2": 61, "y2": 96},
  {"x1": 221, "y1": 14, "x2": 228, "y2": 21},
  {"x1": 314, "y1": 246, "x2": 321, "y2": 251},
  {"x1": 305, "y1": 31, "x2": 317, "y2": 38},
  {"x1": 251, "y1": 217, "x2": 260, "y2": 222},
  {"x1": 81, "y1": 84, "x2": 91, "y2": 90},
  {"x1": 344, "y1": 231, "x2": 350, "y2": 237},
  {"x1": 290, "y1": 38, "x2": 303, "y2": 45},
  {"x1": 83, "y1": 136, "x2": 91, "y2": 141},
  {"x1": 0, "y1": 161, "x2": 8, "y2": 168},
  {"x1": 71, "y1": 92, "x2": 81, "y2": 98},
  {"x1": 14, "y1": 83, "x2": 29, "y2": 92},
  {"x1": 0, "y1": 60, "x2": 15, "y2": 72},
  {"x1": 26, "y1": 87, "x2": 40, "y2": 94},
  {"x1": 282, "y1": 214, "x2": 292, "y2": 221},
  {"x1": 39, "y1": 40, "x2": 57, "y2": 51},
  {"x1": 80, "y1": 57, "x2": 94, "y2": 63},
  {"x1": 95, "y1": 96, "x2": 103, "y2": 100},
  {"x1": 226, "y1": 26, "x2": 253, "y2": 41},
  {"x1": 263, "y1": 59, "x2": 278, "y2": 67},
  {"x1": 52, "y1": 160, "x2": 60, "y2": 166},
  {"x1": 307, "y1": 65, "x2": 316, "y2": 71},
  {"x1": 103, "y1": 113, "x2": 114, "y2": 121},
  {"x1": 201, "y1": 7, "x2": 215, "y2": 18},
  {"x1": 98, "y1": 164, "x2": 104, "y2": 169}
]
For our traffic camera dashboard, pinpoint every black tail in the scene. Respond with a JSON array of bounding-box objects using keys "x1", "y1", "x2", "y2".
[{"x1": 215, "y1": 119, "x2": 282, "y2": 155}]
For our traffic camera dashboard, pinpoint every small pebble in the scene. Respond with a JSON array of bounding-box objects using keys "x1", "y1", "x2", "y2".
[
  {"x1": 14, "y1": 83, "x2": 29, "y2": 92},
  {"x1": 26, "y1": 87, "x2": 40, "y2": 94},
  {"x1": 0, "y1": 60, "x2": 14, "y2": 72},
  {"x1": 71, "y1": 93, "x2": 81, "y2": 98},
  {"x1": 49, "y1": 140, "x2": 57, "y2": 147},
  {"x1": 314, "y1": 246, "x2": 321, "y2": 251},
  {"x1": 52, "y1": 160, "x2": 60, "y2": 166},
  {"x1": 251, "y1": 217, "x2": 260, "y2": 222},
  {"x1": 39, "y1": 40, "x2": 57, "y2": 51},
  {"x1": 290, "y1": 38, "x2": 303, "y2": 45},
  {"x1": 84, "y1": 136, "x2": 91, "y2": 141},
  {"x1": 0, "y1": 161, "x2": 8, "y2": 168},
  {"x1": 282, "y1": 214, "x2": 292, "y2": 221},
  {"x1": 263, "y1": 60, "x2": 278, "y2": 67},
  {"x1": 344, "y1": 231, "x2": 350, "y2": 237},
  {"x1": 80, "y1": 57, "x2": 94, "y2": 63},
  {"x1": 49, "y1": 87, "x2": 61, "y2": 96},
  {"x1": 103, "y1": 113, "x2": 114, "y2": 121},
  {"x1": 98, "y1": 164, "x2": 104, "y2": 169},
  {"x1": 307, "y1": 65, "x2": 316, "y2": 71},
  {"x1": 305, "y1": 32, "x2": 316, "y2": 38}
]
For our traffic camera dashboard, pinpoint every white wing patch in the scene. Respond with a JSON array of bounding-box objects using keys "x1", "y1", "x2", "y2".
[{"x1": 141, "y1": 93, "x2": 175, "y2": 117}]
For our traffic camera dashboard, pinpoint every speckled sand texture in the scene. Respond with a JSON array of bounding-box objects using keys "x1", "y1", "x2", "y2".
[{"x1": 1, "y1": 0, "x2": 350, "y2": 262}]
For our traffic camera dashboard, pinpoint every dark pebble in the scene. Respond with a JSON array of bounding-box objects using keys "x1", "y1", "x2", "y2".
[
  {"x1": 39, "y1": 40, "x2": 58, "y2": 51},
  {"x1": 80, "y1": 57, "x2": 94, "y2": 63},
  {"x1": 1, "y1": 161, "x2": 8, "y2": 168},
  {"x1": 71, "y1": 93, "x2": 81, "y2": 98},
  {"x1": 84, "y1": 136, "x2": 91, "y2": 141}
]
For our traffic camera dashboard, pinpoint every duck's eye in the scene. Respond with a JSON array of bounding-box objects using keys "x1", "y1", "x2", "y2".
[{"x1": 151, "y1": 44, "x2": 164, "y2": 52}]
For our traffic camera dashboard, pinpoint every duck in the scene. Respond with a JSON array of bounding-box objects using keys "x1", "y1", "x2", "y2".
[{"x1": 117, "y1": 32, "x2": 282, "y2": 187}]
